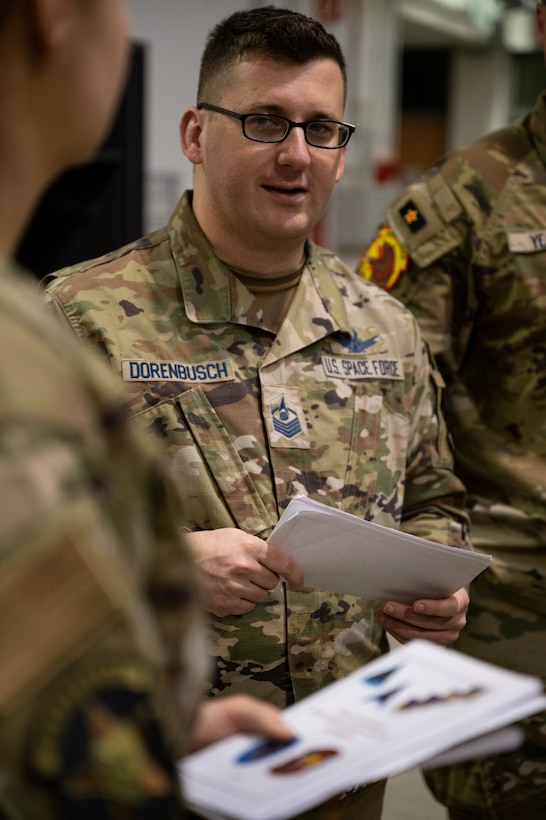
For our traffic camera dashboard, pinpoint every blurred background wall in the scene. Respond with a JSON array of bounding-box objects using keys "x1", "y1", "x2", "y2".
[
  {"x1": 127, "y1": 0, "x2": 545, "y2": 260},
  {"x1": 18, "y1": 0, "x2": 545, "y2": 276}
]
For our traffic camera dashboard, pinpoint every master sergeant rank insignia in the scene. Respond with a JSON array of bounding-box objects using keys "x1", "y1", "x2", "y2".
[{"x1": 264, "y1": 386, "x2": 310, "y2": 449}]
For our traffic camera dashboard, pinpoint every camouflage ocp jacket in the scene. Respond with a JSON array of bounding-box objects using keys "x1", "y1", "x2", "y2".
[
  {"x1": 1, "y1": 257, "x2": 204, "y2": 819},
  {"x1": 360, "y1": 91, "x2": 546, "y2": 616},
  {"x1": 47, "y1": 191, "x2": 469, "y2": 706}
]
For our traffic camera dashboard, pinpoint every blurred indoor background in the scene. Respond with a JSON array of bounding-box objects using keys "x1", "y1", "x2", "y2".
[
  {"x1": 18, "y1": 0, "x2": 544, "y2": 279},
  {"x1": 18, "y1": 5, "x2": 542, "y2": 812}
]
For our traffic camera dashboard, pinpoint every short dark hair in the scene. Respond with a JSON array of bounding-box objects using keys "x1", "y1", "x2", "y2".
[{"x1": 197, "y1": 6, "x2": 348, "y2": 105}]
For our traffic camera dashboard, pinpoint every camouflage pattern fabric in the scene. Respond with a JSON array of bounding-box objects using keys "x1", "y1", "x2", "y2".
[
  {"x1": 46, "y1": 190, "x2": 469, "y2": 715},
  {"x1": 0, "y1": 259, "x2": 205, "y2": 819},
  {"x1": 360, "y1": 90, "x2": 546, "y2": 816}
]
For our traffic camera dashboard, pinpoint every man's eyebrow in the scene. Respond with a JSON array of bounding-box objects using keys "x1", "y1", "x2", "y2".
[
  {"x1": 246, "y1": 102, "x2": 339, "y2": 120},
  {"x1": 244, "y1": 103, "x2": 285, "y2": 114}
]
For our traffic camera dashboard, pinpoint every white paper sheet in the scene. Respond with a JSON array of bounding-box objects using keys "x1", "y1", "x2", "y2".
[
  {"x1": 180, "y1": 641, "x2": 546, "y2": 820},
  {"x1": 422, "y1": 726, "x2": 524, "y2": 769},
  {"x1": 267, "y1": 496, "x2": 491, "y2": 602}
]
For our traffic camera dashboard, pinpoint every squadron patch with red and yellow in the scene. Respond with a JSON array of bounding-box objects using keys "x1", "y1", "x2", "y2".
[{"x1": 356, "y1": 226, "x2": 409, "y2": 292}]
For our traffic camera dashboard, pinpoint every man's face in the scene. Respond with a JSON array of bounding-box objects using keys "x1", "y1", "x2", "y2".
[{"x1": 188, "y1": 55, "x2": 348, "y2": 263}]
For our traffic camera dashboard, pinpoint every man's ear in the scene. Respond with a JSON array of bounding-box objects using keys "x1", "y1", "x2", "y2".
[
  {"x1": 180, "y1": 107, "x2": 204, "y2": 165},
  {"x1": 334, "y1": 145, "x2": 347, "y2": 184},
  {"x1": 30, "y1": 0, "x2": 75, "y2": 54}
]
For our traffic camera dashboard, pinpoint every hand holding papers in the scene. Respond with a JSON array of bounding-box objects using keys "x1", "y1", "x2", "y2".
[
  {"x1": 267, "y1": 496, "x2": 491, "y2": 602},
  {"x1": 179, "y1": 640, "x2": 546, "y2": 820}
]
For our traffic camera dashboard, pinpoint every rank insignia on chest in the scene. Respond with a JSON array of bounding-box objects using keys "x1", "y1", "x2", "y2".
[
  {"x1": 272, "y1": 396, "x2": 302, "y2": 439},
  {"x1": 263, "y1": 386, "x2": 310, "y2": 450}
]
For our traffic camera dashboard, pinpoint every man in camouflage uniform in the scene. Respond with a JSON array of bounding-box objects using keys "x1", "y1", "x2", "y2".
[
  {"x1": 357, "y1": 4, "x2": 546, "y2": 818},
  {"x1": 46, "y1": 8, "x2": 471, "y2": 818},
  {"x1": 0, "y1": 1, "x2": 294, "y2": 818}
]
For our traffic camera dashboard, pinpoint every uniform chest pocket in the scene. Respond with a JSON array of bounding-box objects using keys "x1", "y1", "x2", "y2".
[
  {"x1": 346, "y1": 384, "x2": 411, "y2": 518},
  {"x1": 283, "y1": 378, "x2": 410, "y2": 521},
  {"x1": 132, "y1": 388, "x2": 273, "y2": 534}
]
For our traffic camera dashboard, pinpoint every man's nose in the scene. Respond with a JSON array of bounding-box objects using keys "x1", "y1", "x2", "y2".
[{"x1": 276, "y1": 125, "x2": 312, "y2": 164}]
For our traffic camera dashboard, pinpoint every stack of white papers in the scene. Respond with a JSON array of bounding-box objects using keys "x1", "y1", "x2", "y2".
[
  {"x1": 179, "y1": 640, "x2": 546, "y2": 820},
  {"x1": 267, "y1": 496, "x2": 491, "y2": 602}
]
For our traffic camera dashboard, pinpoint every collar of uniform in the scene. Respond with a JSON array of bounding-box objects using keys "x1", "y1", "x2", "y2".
[
  {"x1": 168, "y1": 191, "x2": 233, "y2": 324},
  {"x1": 169, "y1": 191, "x2": 284, "y2": 327},
  {"x1": 529, "y1": 89, "x2": 546, "y2": 170},
  {"x1": 258, "y1": 243, "x2": 354, "y2": 363},
  {"x1": 168, "y1": 191, "x2": 352, "y2": 337},
  {"x1": 303, "y1": 241, "x2": 354, "y2": 334}
]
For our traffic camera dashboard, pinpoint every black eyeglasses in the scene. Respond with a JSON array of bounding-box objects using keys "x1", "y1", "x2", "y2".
[{"x1": 197, "y1": 103, "x2": 355, "y2": 149}]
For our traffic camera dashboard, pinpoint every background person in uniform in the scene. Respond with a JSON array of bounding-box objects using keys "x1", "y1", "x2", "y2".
[
  {"x1": 46, "y1": 7, "x2": 471, "y2": 818},
  {"x1": 357, "y1": 3, "x2": 546, "y2": 818},
  {"x1": 0, "y1": 1, "x2": 295, "y2": 818}
]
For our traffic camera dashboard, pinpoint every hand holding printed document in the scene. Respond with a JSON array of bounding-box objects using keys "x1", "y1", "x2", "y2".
[
  {"x1": 267, "y1": 496, "x2": 491, "y2": 602},
  {"x1": 180, "y1": 640, "x2": 546, "y2": 820}
]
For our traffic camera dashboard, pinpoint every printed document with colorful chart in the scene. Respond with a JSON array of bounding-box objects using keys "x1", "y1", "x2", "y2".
[{"x1": 179, "y1": 641, "x2": 546, "y2": 820}]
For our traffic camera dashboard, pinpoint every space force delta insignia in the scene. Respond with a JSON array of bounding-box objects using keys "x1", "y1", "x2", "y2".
[
  {"x1": 121, "y1": 358, "x2": 235, "y2": 383},
  {"x1": 357, "y1": 226, "x2": 409, "y2": 292}
]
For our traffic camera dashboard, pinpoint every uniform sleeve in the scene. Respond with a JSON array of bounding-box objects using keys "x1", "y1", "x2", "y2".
[
  {"x1": 360, "y1": 158, "x2": 538, "y2": 515},
  {"x1": 0, "y1": 264, "x2": 208, "y2": 817},
  {"x1": 0, "y1": 440, "x2": 182, "y2": 818},
  {"x1": 358, "y1": 166, "x2": 533, "y2": 554},
  {"x1": 396, "y1": 318, "x2": 471, "y2": 550}
]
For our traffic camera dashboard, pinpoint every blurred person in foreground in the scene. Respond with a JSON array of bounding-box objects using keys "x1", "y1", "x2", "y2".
[
  {"x1": 0, "y1": 1, "x2": 294, "y2": 818},
  {"x1": 46, "y1": 6, "x2": 471, "y2": 818},
  {"x1": 357, "y1": 4, "x2": 546, "y2": 818}
]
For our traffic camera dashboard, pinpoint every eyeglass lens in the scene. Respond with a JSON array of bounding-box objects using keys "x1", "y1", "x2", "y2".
[{"x1": 244, "y1": 114, "x2": 349, "y2": 148}]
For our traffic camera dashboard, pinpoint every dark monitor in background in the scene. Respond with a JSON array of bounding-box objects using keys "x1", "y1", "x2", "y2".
[{"x1": 17, "y1": 43, "x2": 145, "y2": 280}]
